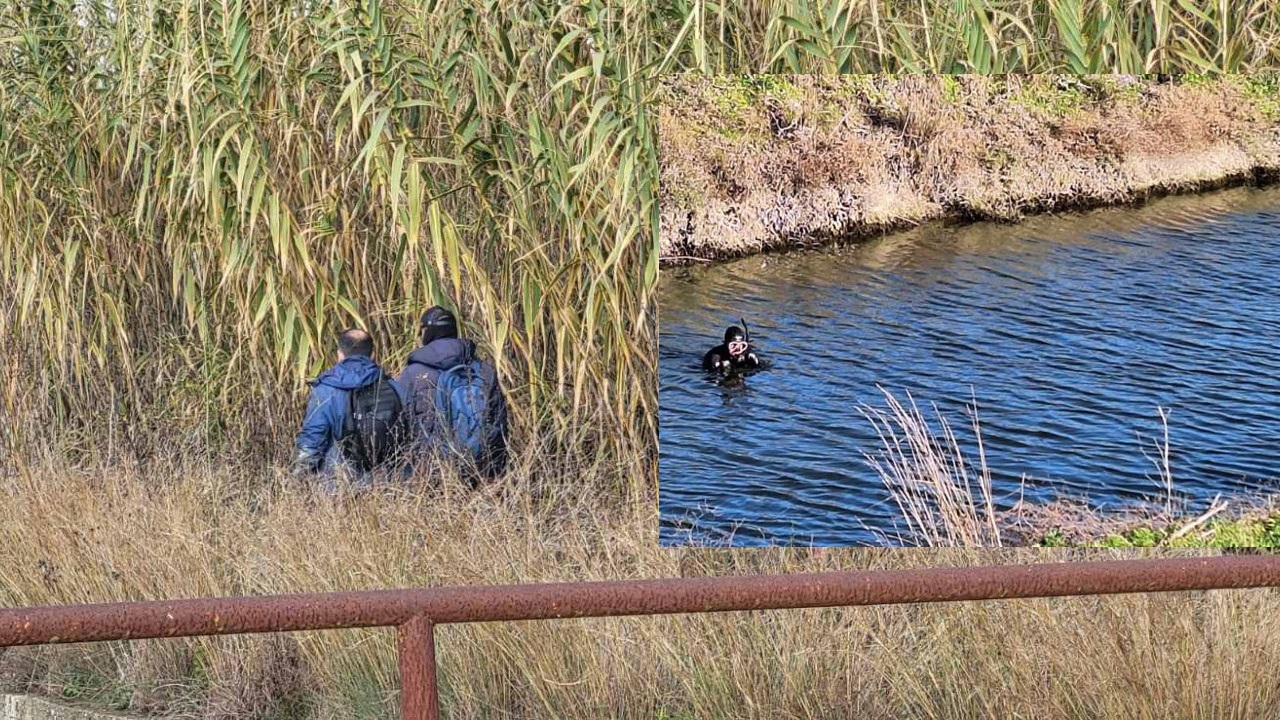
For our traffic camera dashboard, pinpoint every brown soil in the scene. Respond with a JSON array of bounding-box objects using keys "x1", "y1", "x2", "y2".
[{"x1": 659, "y1": 75, "x2": 1280, "y2": 265}]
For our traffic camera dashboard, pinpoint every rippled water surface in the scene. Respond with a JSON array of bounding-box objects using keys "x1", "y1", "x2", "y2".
[{"x1": 659, "y1": 186, "x2": 1280, "y2": 546}]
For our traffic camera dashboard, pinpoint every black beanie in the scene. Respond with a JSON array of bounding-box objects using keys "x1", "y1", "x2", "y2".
[
  {"x1": 420, "y1": 306, "x2": 459, "y2": 345},
  {"x1": 723, "y1": 326, "x2": 745, "y2": 343}
]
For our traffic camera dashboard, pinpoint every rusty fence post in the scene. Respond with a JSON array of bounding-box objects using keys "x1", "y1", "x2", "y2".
[{"x1": 398, "y1": 615, "x2": 439, "y2": 720}]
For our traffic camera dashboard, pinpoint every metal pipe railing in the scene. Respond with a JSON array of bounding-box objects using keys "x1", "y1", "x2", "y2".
[{"x1": 2, "y1": 555, "x2": 1277, "y2": 719}]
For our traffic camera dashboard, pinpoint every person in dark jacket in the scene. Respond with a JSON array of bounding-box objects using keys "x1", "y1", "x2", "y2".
[
  {"x1": 397, "y1": 306, "x2": 509, "y2": 477},
  {"x1": 703, "y1": 325, "x2": 761, "y2": 372},
  {"x1": 292, "y1": 328, "x2": 409, "y2": 477}
]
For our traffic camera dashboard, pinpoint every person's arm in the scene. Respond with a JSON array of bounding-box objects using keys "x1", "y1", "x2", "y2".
[
  {"x1": 389, "y1": 377, "x2": 415, "y2": 450},
  {"x1": 484, "y1": 364, "x2": 508, "y2": 439},
  {"x1": 487, "y1": 375, "x2": 509, "y2": 470},
  {"x1": 292, "y1": 387, "x2": 334, "y2": 474}
]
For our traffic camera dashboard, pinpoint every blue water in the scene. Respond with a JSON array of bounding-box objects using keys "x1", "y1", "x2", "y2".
[{"x1": 659, "y1": 186, "x2": 1280, "y2": 546}]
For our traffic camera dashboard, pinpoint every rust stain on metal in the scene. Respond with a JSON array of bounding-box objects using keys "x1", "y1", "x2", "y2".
[{"x1": 0, "y1": 556, "x2": 1276, "y2": 648}]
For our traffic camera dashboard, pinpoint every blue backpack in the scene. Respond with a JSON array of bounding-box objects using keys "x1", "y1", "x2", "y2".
[{"x1": 433, "y1": 360, "x2": 488, "y2": 462}]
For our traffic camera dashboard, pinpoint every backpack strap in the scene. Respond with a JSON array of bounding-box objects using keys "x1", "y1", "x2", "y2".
[{"x1": 345, "y1": 380, "x2": 370, "y2": 470}]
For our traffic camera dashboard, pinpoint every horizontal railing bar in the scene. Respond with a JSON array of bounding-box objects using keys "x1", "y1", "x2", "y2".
[{"x1": 1, "y1": 556, "x2": 1276, "y2": 647}]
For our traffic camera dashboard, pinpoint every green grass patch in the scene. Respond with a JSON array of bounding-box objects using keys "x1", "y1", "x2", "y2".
[
  {"x1": 703, "y1": 74, "x2": 802, "y2": 135},
  {"x1": 54, "y1": 666, "x2": 134, "y2": 712},
  {"x1": 941, "y1": 74, "x2": 962, "y2": 103},
  {"x1": 1237, "y1": 71, "x2": 1280, "y2": 121},
  {"x1": 1036, "y1": 515, "x2": 1280, "y2": 548},
  {"x1": 1009, "y1": 78, "x2": 1091, "y2": 120}
]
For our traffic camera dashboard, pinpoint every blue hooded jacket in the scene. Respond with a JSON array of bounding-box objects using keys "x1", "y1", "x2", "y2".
[
  {"x1": 397, "y1": 337, "x2": 508, "y2": 475},
  {"x1": 294, "y1": 355, "x2": 409, "y2": 474}
]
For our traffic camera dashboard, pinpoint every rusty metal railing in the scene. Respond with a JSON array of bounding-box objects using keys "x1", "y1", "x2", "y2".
[{"x1": 1, "y1": 555, "x2": 1278, "y2": 719}]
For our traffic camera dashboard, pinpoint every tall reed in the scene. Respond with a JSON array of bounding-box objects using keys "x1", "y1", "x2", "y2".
[
  {"x1": 657, "y1": 0, "x2": 1280, "y2": 73},
  {"x1": 0, "y1": 0, "x2": 657, "y2": 478}
]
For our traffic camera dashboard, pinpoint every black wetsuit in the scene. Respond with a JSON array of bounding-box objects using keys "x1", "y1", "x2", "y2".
[{"x1": 702, "y1": 343, "x2": 761, "y2": 372}]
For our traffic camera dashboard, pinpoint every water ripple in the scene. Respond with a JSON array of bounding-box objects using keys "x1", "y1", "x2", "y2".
[{"x1": 660, "y1": 186, "x2": 1280, "y2": 546}]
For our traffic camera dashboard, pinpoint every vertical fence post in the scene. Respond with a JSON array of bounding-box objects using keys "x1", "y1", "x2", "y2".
[{"x1": 398, "y1": 615, "x2": 439, "y2": 720}]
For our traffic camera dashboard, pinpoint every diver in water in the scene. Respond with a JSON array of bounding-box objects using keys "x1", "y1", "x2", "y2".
[{"x1": 702, "y1": 324, "x2": 761, "y2": 373}]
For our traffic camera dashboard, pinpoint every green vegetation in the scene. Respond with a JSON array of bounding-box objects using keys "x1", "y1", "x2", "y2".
[
  {"x1": 1008, "y1": 77, "x2": 1092, "y2": 119},
  {"x1": 1238, "y1": 71, "x2": 1280, "y2": 122},
  {"x1": 55, "y1": 666, "x2": 133, "y2": 711},
  {"x1": 1096, "y1": 516, "x2": 1280, "y2": 548},
  {"x1": 940, "y1": 75, "x2": 963, "y2": 104},
  {"x1": 653, "y1": 0, "x2": 1280, "y2": 73},
  {"x1": 1040, "y1": 516, "x2": 1280, "y2": 548}
]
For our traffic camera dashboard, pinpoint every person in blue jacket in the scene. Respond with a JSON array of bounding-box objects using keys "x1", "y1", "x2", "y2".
[{"x1": 292, "y1": 328, "x2": 410, "y2": 478}]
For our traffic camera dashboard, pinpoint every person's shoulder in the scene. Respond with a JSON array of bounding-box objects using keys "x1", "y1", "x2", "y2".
[
  {"x1": 396, "y1": 361, "x2": 422, "y2": 382},
  {"x1": 304, "y1": 379, "x2": 344, "y2": 413}
]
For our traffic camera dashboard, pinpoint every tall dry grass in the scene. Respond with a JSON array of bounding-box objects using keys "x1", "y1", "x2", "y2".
[
  {"x1": 861, "y1": 388, "x2": 1002, "y2": 547},
  {"x1": 2, "y1": 457, "x2": 1279, "y2": 720},
  {"x1": 860, "y1": 387, "x2": 1280, "y2": 548},
  {"x1": 0, "y1": 0, "x2": 656, "y2": 476}
]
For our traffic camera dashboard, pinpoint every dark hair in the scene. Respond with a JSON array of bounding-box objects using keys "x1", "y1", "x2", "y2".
[{"x1": 337, "y1": 328, "x2": 374, "y2": 358}]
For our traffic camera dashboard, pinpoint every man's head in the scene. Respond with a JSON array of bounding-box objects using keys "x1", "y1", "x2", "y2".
[
  {"x1": 336, "y1": 328, "x2": 374, "y2": 361},
  {"x1": 723, "y1": 326, "x2": 748, "y2": 359},
  {"x1": 420, "y1": 306, "x2": 459, "y2": 346}
]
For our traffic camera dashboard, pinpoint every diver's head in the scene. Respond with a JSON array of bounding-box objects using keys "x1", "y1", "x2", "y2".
[{"x1": 723, "y1": 326, "x2": 748, "y2": 358}]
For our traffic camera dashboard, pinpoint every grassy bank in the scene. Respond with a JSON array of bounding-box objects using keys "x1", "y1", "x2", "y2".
[
  {"x1": 659, "y1": 74, "x2": 1280, "y2": 264},
  {"x1": 1044, "y1": 515, "x2": 1280, "y2": 548}
]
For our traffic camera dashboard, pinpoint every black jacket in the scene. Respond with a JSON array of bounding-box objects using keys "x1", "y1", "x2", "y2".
[
  {"x1": 702, "y1": 343, "x2": 760, "y2": 372},
  {"x1": 396, "y1": 337, "x2": 508, "y2": 475}
]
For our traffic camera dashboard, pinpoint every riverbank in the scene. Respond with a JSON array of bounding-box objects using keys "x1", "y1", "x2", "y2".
[
  {"x1": 862, "y1": 389, "x2": 1280, "y2": 550},
  {"x1": 1004, "y1": 496, "x2": 1280, "y2": 548},
  {"x1": 659, "y1": 74, "x2": 1280, "y2": 265}
]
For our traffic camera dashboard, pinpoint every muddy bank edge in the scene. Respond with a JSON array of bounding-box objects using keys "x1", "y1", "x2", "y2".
[{"x1": 658, "y1": 74, "x2": 1280, "y2": 266}]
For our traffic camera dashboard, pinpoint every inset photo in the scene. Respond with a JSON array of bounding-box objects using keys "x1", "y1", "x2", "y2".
[{"x1": 658, "y1": 74, "x2": 1280, "y2": 548}]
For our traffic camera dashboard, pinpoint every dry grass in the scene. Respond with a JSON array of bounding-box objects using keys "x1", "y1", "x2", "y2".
[
  {"x1": 2, "y1": 455, "x2": 1280, "y2": 719},
  {"x1": 861, "y1": 388, "x2": 1002, "y2": 548},
  {"x1": 860, "y1": 388, "x2": 1280, "y2": 549}
]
